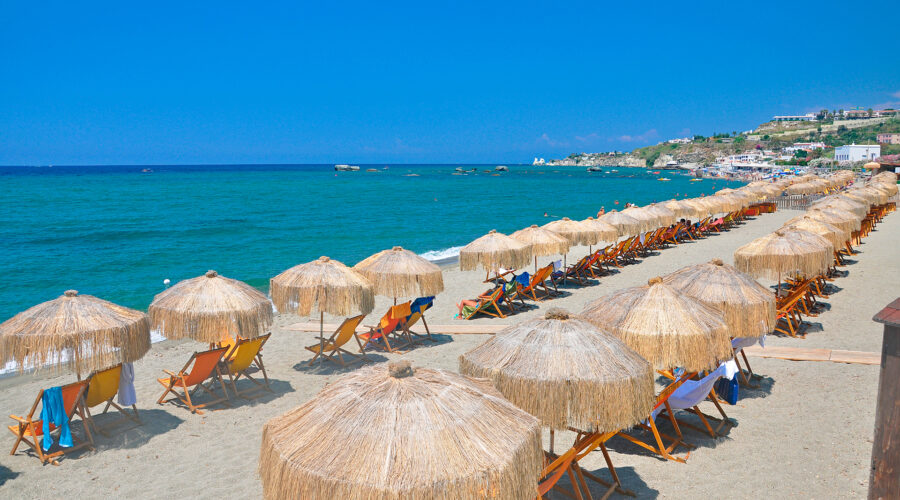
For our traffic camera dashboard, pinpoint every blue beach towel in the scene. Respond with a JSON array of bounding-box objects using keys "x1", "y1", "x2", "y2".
[
  {"x1": 409, "y1": 296, "x2": 435, "y2": 316},
  {"x1": 40, "y1": 386, "x2": 73, "y2": 451},
  {"x1": 515, "y1": 272, "x2": 530, "y2": 287}
]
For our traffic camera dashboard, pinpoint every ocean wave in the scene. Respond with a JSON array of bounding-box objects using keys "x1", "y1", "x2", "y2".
[{"x1": 419, "y1": 246, "x2": 463, "y2": 262}]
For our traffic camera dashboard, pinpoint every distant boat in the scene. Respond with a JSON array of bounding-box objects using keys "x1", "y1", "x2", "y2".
[
  {"x1": 690, "y1": 178, "x2": 703, "y2": 182},
  {"x1": 494, "y1": 165, "x2": 509, "y2": 172},
  {"x1": 366, "y1": 168, "x2": 378, "y2": 172},
  {"x1": 334, "y1": 164, "x2": 360, "y2": 171},
  {"x1": 141, "y1": 168, "x2": 153, "y2": 173},
  {"x1": 586, "y1": 166, "x2": 603, "y2": 172},
  {"x1": 659, "y1": 161, "x2": 680, "y2": 170},
  {"x1": 611, "y1": 169, "x2": 619, "y2": 173},
  {"x1": 658, "y1": 177, "x2": 671, "y2": 181}
]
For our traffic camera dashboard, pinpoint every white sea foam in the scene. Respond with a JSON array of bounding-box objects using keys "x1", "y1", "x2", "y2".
[{"x1": 419, "y1": 245, "x2": 462, "y2": 263}]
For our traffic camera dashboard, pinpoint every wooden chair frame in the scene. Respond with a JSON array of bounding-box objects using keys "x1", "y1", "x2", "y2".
[
  {"x1": 84, "y1": 364, "x2": 141, "y2": 436},
  {"x1": 8, "y1": 380, "x2": 94, "y2": 465},
  {"x1": 223, "y1": 333, "x2": 273, "y2": 397},
  {"x1": 307, "y1": 316, "x2": 367, "y2": 367},
  {"x1": 157, "y1": 348, "x2": 230, "y2": 414}
]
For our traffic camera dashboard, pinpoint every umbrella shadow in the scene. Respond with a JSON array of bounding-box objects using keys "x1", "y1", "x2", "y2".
[
  {"x1": 222, "y1": 378, "x2": 295, "y2": 407},
  {"x1": 735, "y1": 373, "x2": 775, "y2": 400},
  {"x1": 548, "y1": 465, "x2": 659, "y2": 499},
  {"x1": 0, "y1": 465, "x2": 19, "y2": 486},
  {"x1": 85, "y1": 408, "x2": 185, "y2": 451},
  {"x1": 292, "y1": 353, "x2": 390, "y2": 375}
]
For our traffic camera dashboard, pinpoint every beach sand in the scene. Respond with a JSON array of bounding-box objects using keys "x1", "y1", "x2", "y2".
[{"x1": 1, "y1": 209, "x2": 896, "y2": 499}]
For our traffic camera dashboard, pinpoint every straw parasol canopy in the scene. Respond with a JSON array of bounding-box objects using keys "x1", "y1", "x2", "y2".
[
  {"x1": 270, "y1": 256, "x2": 374, "y2": 317},
  {"x1": 459, "y1": 308, "x2": 654, "y2": 432},
  {"x1": 149, "y1": 270, "x2": 273, "y2": 343},
  {"x1": 784, "y1": 215, "x2": 851, "y2": 250},
  {"x1": 663, "y1": 259, "x2": 775, "y2": 339},
  {"x1": 620, "y1": 206, "x2": 660, "y2": 232},
  {"x1": 581, "y1": 217, "x2": 619, "y2": 244},
  {"x1": 542, "y1": 217, "x2": 598, "y2": 246},
  {"x1": 0, "y1": 291, "x2": 151, "y2": 377},
  {"x1": 806, "y1": 207, "x2": 862, "y2": 232},
  {"x1": 870, "y1": 181, "x2": 899, "y2": 197},
  {"x1": 580, "y1": 278, "x2": 732, "y2": 372},
  {"x1": 354, "y1": 246, "x2": 444, "y2": 299},
  {"x1": 599, "y1": 210, "x2": 643, "y2": 237},
  {"x1": 459, "y1": 230, "x2": 533, "y2": 272},
  {"x1": 510, "y1": 224, "x2": 570, "y2": 256},
  {"x1": 259, "y1": 360, "x2": 543, "y2": 500},
  {"x1": 660, "y1": 199, "x2": 698, "y2": 219},
  {"x1": 644, "y1": 204, "x2": 677, "y2": 226},
  {"x1": 843, "y1": 188, "x2": 879, "y2": 207},
  {"x1": 682, "y1": 198, "x2": 712, "y2": 218},
  {"x1": 733, "y1": 230, "x2": 831, "y2": 281},
  {"x1": 864, "y1": 161, "x2": 881, "y2": 171},
  {"x1": 811, "y1": 195, "x2": 869, "y2": 219}
]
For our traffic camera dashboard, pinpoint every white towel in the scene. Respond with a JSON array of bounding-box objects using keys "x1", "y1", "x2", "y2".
[
  {"x1": 118, "y1": 362, "x2": 137, "y2": 406},
  {"x1": 731, "y1": 335, "x2": 766, "y2": 350},
  {"x1": 652, "y1": 360, "x2": 739, "y2": 419},
  {"x1": 552, "y1": 260, "x2": 563, "y2": 272}
]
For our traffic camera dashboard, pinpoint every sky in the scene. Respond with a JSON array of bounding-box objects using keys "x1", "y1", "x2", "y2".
[{"x1": 2, "y1": 0, "x2": 899, "y2": 165}]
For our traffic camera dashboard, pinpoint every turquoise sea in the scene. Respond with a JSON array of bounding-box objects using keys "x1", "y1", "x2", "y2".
[{"x1": 0, "y1": 164, "x2": 744, "y2": 320}]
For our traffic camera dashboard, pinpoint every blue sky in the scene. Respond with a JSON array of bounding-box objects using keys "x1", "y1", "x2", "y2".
[{"x1": 2, "y1": 0, "x2": 899, "y2": 165}]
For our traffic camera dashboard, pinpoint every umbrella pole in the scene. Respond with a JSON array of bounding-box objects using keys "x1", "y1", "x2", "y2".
[
  {"x1": 74, "y1": 349, "x2": 81, "y2": 381},
  {"x1": 319, "y1": 311, "x2": 325, "y2": 365},
  {"x1": 534, "y1": 255, "x2": 538, "y2": 274},
  {"x1": 549, "y1": 428, "x2": 555, "y2": 454}
]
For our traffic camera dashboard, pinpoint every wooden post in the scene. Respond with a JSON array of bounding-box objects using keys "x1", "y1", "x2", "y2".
[{"x1": 870, "y1": 297, "x2": 900, "y2": 499}]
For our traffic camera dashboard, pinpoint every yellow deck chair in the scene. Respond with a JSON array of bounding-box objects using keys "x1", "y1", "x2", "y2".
[
  {"x1": 306, "y1": 315, "x2": 368, "y2": 366},
  {"x1": 222, "y1": 334, "x2": 272, "y2": 398},
  {"x1": 84, "y1": 364, "x2": 141, "y2": 435}
]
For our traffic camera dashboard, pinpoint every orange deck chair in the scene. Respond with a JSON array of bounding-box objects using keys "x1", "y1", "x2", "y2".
[
  {"x1": 518, "y1": 266, "x2": 555, "y2": 301},
  {"x1": 360, "y1": 302, "x2": 412, "y2": 353},
  {"x1": 84, "y1": 364, "x2": 140, "y2": 435},
  {"x1": 222, "y1": 333, "x2": 272, "y2": 397},
  {"x1": 613, "y1": 374, "x2": 696, "y2": 463},
  {"x1": 157, "y1": 347, "x2": 229, "y2": 414},
  {"x1": 8, "y1": 380, "x2": 93, "y2": 465},
  {"x1": 306, "y1": 315, "x2": 367, "y2": 366}
]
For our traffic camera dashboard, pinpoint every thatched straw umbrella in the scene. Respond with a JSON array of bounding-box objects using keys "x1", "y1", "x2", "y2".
[
  {"x1": 870, "y1": 181, "x2": 898, "y2": 197},
  {"x1": 843, "y1": 189, "x2": 879, "y2": 207},
  {"x1": 811, "y1": 196, "x2": 869, "y2": 219},
  {"x1": 683, "y1": 198, "x2": 713, "y2": 218},
  {"x1": 510, "y1": 224, "x2": 570, "y2": 272},
  {"x1": 149, "y1": 270, "x2": 273, "y2": 343},
  {"x1": 0, "y1": 291, "x2": 151, "y2": 378},
  {"x1": 784, "y1": 215, "x2": 851, "y2": 250},
  {"x1": 599, "y1": 210, "x2": 643, "y2": 237},
  {"x1": 620, "y1": 207, "x2": 660, "y2": 232},
  {"x1": 270, "y1": 256, "x2": 375, "y2": 359},
  {"x1": 663, "y1": 259, "x2": 775, "y2": 339},
  {"x1": 660, "y1": 200, "x2": 694, "y2": 219},
  {"x1": 806, "y1": 207, "x2": 862, "y2": 232},
  {"x1": 733, "y1": 230, "x2": 831, "y2": 283},
  {"x1": 542, "y1": 217, "x2": 597, "y2": 246},
  {"x1": 259, "y1": 360, "x2": 543, "y2": 500},
  {"x1": 354, "y1": 246, "x2": 444, "y2": 302},
  {"x1": 459, "y1": 229, "x2": 533, "y2": 275},
  {"x1": 459, "y1": 308, "x2": 654, "y2": 432},
  {"x1": 645, "y1": 204, "x2": 677, "y2": 226},
  {"x1": 581, "y1": 217, "x2": 619, "y2": 254},
  {"x1": 580, "y1": 278, "x2": 732, "y2": 372}
]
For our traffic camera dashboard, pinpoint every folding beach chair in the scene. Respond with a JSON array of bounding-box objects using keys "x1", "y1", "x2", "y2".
[
  {"x1": 538, "y1": 447, "x2": 584, "y2": 500},
  {"x1": 360, "y1": 302, "x2": 412, "y2": 352},
  {"x1": 774, "y1": 286, "x2": 809, "y2": 337},
  {"x1": 306, "y1": 315, "x2": 367, "y2": 366},
  {"x1": 84, "y1": 364, "x2": 141, "y2": 435},
  {"x1": 8, "y1": 380, "x2": 93, "y2": 465},
  {"x1": 157, "y1": 347, "x2": 229, "y2": 414},
  {"x1": 461, "y1": 287, "x2": 506, "y2": 319},
  {"x1": 655, "y1": 362, "x2": 739, "y2": 438},
  {"x1": 518, "y1": 266, "x2": 554, "y2": 301},
  {"x1": 222, "y1": 333, "x2": 272, "y2": 397},
  {"x1": 568, "y1": 430, "x2": 634, "y2": 499},
  {"x1": 406, "y1": 297, "x2": 436, "y2": 343},
  {"x1": 731, "y1": 337, "x2": 761, "y2": 388}
]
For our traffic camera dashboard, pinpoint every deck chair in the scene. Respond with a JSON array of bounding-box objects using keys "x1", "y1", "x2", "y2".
[
  {"x1": 222, "y1": 333, "x2": 272, "y2": 397},
  {"x1": 567, "y1": 430, "x2": 634, "y2": 499},
  {"x1": 731, "y1": 337, "x2": 761, "y2": 388},
  {"x1": 84, "y1": 364, "x2": 140, "y2": 435},
  {"x1": 406, "y1": 297, "x2": 436, "y2": 342},
  {"x1": 775, "y1": 286, "x2": 809, "y2": 337},
  {"x1": 8, "y1": 380, "x2": 93, "y2": 465},
  {"x1": 518, "y1": 266, "x2": 554, "y2": 301},
  {"x1": 306, "y1": 315, "x2": 367, "y2": 366},
  {"x1": 613, "y1": 372, "x2": 697, "y2": 463},
  {"x1": 461, "y1": 287, "x2": 506, "y2": 319},
  {"x1": 360, "y1": 302, "x2": 412, "y2": 353},
  {"x1": 538, "y1": 447, "x2": 585, "y2": 500},
  {"x1": 655, "y1": 361, "x2": 739, "y2": 438},
  {"x1": 157, "y1": 347, "x2": 229, "y2": 414}
]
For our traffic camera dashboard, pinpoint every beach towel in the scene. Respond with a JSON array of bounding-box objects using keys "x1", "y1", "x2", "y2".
[
  {"x1": 515, "y1": 272, "x2": 530, "y2": 287},
  {"x1": 118, "y1": 362, "x2": 137, "y2": 406},
  {"x1": 552, "y1": 260, "x2": 562, "y2": 272},
  {"x1": 652, "y1": 360, "x2": 739, "y2": 420},
  {"x1": 40, "y1": 386, "x2": 73, "y2": 451},
  {"x1": 731, "y1": 335, "x2": 766, "y2": 350}
]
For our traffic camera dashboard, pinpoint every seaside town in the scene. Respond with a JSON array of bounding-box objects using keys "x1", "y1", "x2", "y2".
[{"x1": 536, "y1": 108, "x2": 900, "y2": 182}]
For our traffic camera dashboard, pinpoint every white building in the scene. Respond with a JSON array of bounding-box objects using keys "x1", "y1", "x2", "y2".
[
  {"x1": 834, "y1": 144, "x2": 881, "y2": 163},
  {"x1": 784, "y1": 142, "x2": 826, "y2": 153},
  {"x1": 666, "y1": 137, "x2": 692, "y2": 144},
  {"x1": 773, "y1": 113, "x2": 818, "y2": 122}
]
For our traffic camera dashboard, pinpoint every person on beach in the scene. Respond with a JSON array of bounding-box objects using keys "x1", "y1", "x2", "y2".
[{"x1": 597, "y1": 207, "x2": 605, "y2": 217}]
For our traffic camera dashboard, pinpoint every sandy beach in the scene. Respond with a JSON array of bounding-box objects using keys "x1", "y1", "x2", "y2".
[{"x1": 1, "y1": 207, "x2": 897, "y2": 499}]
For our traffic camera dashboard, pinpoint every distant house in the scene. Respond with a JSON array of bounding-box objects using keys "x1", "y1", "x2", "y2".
[
  {"x1": 784, "y1": 142, "x2": 826, "y2": 153},
  {"x1": 834, "y1": 144, "x2": 881, "y2": 163},
  {"x1": 666, "y1": 137, "x2": 692, "y2": 144},
  {"x1": 877, "y1": 133, "x2": 900, "y2": 145},
  {"x1": 875, "y1": 109, "x2": 898, "y2": 117},
  {"x1": 843, "y1": 109, "x2": 871, "y2": 119},
  {"x1": 773, "y1": 113, "x2": 818, "y2": 122}
]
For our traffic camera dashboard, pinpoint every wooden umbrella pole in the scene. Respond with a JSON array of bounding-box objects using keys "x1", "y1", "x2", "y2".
[
  {"x1": 74, "y1": 348, "x2": 81, "y2": 381},
  {"x1": 534, "y1": 255, "x2": 538, "y2": 274},
  {"x1": 549, "y1": 428, "x2": 555, "y2": 454},
  {"x1": 319, "y1": 311, "x2": 325, "y2": 365}
]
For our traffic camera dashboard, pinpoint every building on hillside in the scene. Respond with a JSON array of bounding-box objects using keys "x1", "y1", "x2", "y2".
[
  {"x1": 773, "y1": 113, "x2": 818, "y2": 122},
  {"x1": 834, "y1": 144, "x2": 881, "y2": 163},
  {"x1": 875, "y1": 109, "x2": 898, "y2": 117},
  {"x1": 784, "y1": 142, "x2": 826, "y2": 153},
  {"x1": 877, "y1": 133, "x2": 900, "y2": 145},
  {"x1": 666, "y1": 137, "x2": 692, "y2": 144},
  {"x1": 843, "y1": 109, "x2": 871, "y2": 119}
]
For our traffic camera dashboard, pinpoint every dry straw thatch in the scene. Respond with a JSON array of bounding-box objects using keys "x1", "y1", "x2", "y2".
[
  {"x1": 644, "y1": 204, "x2": 677, "y2": 226},
  {"x1": 682, "y1": 198, "x2": 713, "y2": 218},
  {"x1": 542, "y1": 217, "x2": 598, "y2": 246},
  {"x1": 259, "y1": 361, "x2": 543, "y2": 500},
  {"x1": 870, "y1": 181, "x2": 899, "y2": 197},
  {"x1": 581, "y1": 217, "x2": 619, "y2": 244},
  {"x1": 733, "y1": 230, "x2": 831, "y2": 281},
  {"x1": 599, "y1": 210, "x2": 643, "y2": 237},
  {"x1": 660, "y1": 200, "x2": 698, "y2": 219},
  {"x1": 354, "y1": 246, "x2": 444, "y2": 299},
  {"x1": 510, "y1": 224, "x2": 570, "y2": 256},
  {"x1": 663, "y1": 259, "x2": 775, "y2": 339},
  {"x1": 784, "y1": 215, "x2": 851, "y2": 250},
  {"x1": 270, "y1": 256, "x2": 375, "y2": 317},
  {"x1": 149, "y1": 270, "x2": 273, "y2": 343},
  {"x1": 811, "y1": 195, "x2": 869, "y2": 219},
  {"x1": 459, "y1": 308, "x2": 654, "y2": 432},
  {"x1": 805, "y1": 207, "x2": 862, "y2": 232},
  {"x1": 620, "y1": 207, "x2": 660, "y2": 232},
  {"x1": 0, "y1": 290, "x2": 151, "y2": 376},
  {"x1": 842, "y1": 189, "x2": 879, "y2": 207},
  {"x1": 581, "y1": 278, "x2": 732, "y2": 372},
  {"x1": 459, "y1": 230, "x2": 533, "y2": 272}
]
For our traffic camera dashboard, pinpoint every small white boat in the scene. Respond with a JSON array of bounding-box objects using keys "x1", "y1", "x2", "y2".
[{"x1": 334, "y1": 164, "x2": 360, "y2": 171}]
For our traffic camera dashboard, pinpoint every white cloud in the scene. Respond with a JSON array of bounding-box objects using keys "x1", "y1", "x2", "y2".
[
  {"x1": 536, "y1": 133, "x2": 570, "y2": 148},
  {"x1": 615, "y1": 129, "x2": 658, "y2": 143}
]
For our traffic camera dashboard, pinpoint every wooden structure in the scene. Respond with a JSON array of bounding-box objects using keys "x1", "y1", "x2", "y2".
[{"x1": 871, "y1": 297, "x2": 900, "y2": 499}]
